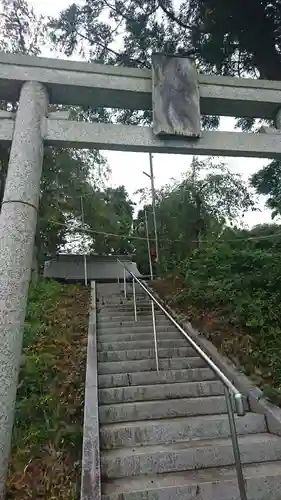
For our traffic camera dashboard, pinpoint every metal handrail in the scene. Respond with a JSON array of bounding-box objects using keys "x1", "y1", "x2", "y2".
[{"x1": 117, "y1": 258, "x2": 247, "y2": 500}]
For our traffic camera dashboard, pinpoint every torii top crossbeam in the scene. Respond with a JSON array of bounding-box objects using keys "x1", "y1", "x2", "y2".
[
  {"x1": 0, "y1": 52, "x2": 280, "y2": 158},
  {"x1": 0, "y1": 51, "x2": 280, "y2": 118}
]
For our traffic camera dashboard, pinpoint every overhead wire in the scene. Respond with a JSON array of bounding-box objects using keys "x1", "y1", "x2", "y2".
[
  {"x1": 49, "y1": 183, "x2": 281, "y2": 245},
  {"x1": 48, "y1": 218, "x2": 281, "y2": 244}
]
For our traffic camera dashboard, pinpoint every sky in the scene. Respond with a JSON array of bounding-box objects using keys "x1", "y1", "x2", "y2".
[{"x1": 28, "y1": 0, "x2": 273, "y2": 227}]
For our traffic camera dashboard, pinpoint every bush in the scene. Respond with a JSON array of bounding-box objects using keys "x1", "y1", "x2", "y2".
[{"x1": 162, "y1": 236, "x2": 281, "y2": 393}]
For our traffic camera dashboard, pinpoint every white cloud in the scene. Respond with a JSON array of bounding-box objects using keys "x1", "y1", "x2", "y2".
[{"x1": 30, "y1": 0, "x2": 83, "y2": 16}]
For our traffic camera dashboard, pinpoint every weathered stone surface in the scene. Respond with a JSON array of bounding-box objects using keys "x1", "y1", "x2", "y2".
[
  {"x1": 101, "y1": 462, "x2": 281, "y2": 500},
  {"x1": 98, "y1": 356, "x2": 205, "y2": 374},
  {"x1": 101, "y1": 433, "x2": 281, "y2": 478},
  {"x1": 100, "y1": 413, "x2": 266, "y2": 449},
  {"x1": 99, "y1": 380, "x2": 223, "y2": 404},
  {"x1": 81, "y1": 282, "x2": 101, "y2": 500},
  {"x1": 98, "y1": 368, "x2": 216, "y2": 388},
  {"x1": 1, "y1": 51, "x2": 281, "y2": 120},
  {"x1": 0, "y1": 81, "x2": 48, "y2": 498},
  {"x1": 152, "y1": 54, "x2": 201, "y2": 138},
  {"x1": 45, "y1": 119, "x2": 281, "y2": 159},
  {"x1": 99, "y1": 395, "x2": 227, "y2": 424},
  {"x1": 97, "y1": 346, "x2": 197, "y2": 363}
]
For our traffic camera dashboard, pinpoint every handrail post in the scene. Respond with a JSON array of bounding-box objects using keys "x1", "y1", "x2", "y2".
[
  {"x1": 234, "y1": 392, "x2": 245, "y2": 417},
  {"x1": 151, "y1": 300, "x2": 159, "y2": 371},
  {"x1": 224, "y1": 387, "x2": 247, "y2": 500},
  {"x1": 123, "y1": 267, "x2": 127, "y2": 300},
  {"x1": 117, "y1": 261, "x2": 120, "y2": 285},
  {"x1": 133, "y1": 278, "x2": 137, "y2": 322}
]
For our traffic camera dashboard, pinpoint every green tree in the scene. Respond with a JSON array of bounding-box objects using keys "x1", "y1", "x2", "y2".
[
  {"x1": 50, "y1": 1, "x2": 281, "y2": 80},
  {"x1": 0, "y1": 0, "x2": 46, "y2": 55},
  {"x1": 0, "y1": 0, "x2": 47, "y2": 210},
  {"x1": 36, "y1": 148, "x2": 107, "y2": 264},
  {"x1": 134, "y1": 156, "x2": 254, "y2": 273},
  {"x1": 85, "y1": 186, "x2": 135, "y2": 255},
  {"x1": 0, "y1": 0, "x2": 110, "y2": 268},
  {"x1": 251, "y1": 160, "x2": 281, "y2": 220}
]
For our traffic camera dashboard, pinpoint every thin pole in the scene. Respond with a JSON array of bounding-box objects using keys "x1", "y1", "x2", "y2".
[
  {"x1": 149, "y1": 153, "x2": 159, "y2": 263},
  {"x1": 225, "y1": 387, "x2": 247, "y2": 500},
  {"x1": 0, "y1": 81, "x2": 48, "y2": 496},
  {"x1": 132, "y1": 279, "x2": 137, "y2": 322},
  {"x1": 80, "y1": 196, "x2": 88, "y2": 286},
  {"x1": 117, "y1": 262, "x2": 120, "y2": 285},
  {"x1": 123, "y1": 267, "x2": 127, "y2": 299},
  {"x1": 145, "y1": 209, "x2": 153, "y2": 280}
]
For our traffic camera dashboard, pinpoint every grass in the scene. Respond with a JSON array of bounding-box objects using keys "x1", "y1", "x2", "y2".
[{"x1": 6, "y1": 279, "x2": 89, "y2": 499}]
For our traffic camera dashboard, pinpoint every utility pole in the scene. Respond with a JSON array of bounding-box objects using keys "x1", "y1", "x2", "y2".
[
  {"x1": 144, "y1": 210, "x2": 153, "y2": 280},
  {"x1": 143, "y1": 153, "x2": 159, "y2": 262}
]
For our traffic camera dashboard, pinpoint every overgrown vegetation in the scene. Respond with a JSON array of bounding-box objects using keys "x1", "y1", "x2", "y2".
[
  {"x1": 6, "y1": 280, "x2": 89, "y2": 499},
  {"x1": 153, "y1": 224, "x2": 281, "y2": 405},
  {"x1": 132, "y1": 155, "x2": 281, "y2": 404}
]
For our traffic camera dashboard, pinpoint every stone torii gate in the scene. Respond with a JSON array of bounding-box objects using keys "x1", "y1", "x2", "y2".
[{"x1": 1, "y1": 51, "x2": 281, "y2": 495}]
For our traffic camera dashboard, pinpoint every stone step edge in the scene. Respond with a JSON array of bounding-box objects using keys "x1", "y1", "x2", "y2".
[
  {"x1": 99, "y1": 381, "x2": 223, "y2": 402},
  {"x1": 101, "y1": 433, "x2": 280, "y2": 477},
  {"x1": 98, "y1": 368, "x2": 216, "y2": 387},
  {"x1": 101, "y1": 459, "x2": 281, "y2": 495}
]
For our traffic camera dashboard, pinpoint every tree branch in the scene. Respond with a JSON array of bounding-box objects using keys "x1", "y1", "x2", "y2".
[
  {"x1": 103, "y1": 0, "x2": 159, "y2": 23},
  {"x1": 158, "y1": 0, "x2": 192, "y2": 30},
  {"x1": 74, "y1": 26, "x2": 150, "y2": 68},
  {"x1": 15, "y1": 14, "x2": 26, "y2": 53},
  {"x1": 0, "y1": 10, "x2": 26, "y2": 53},
  {"x1": 103, "y1": 0, "x2": 133, "y2": 22}
]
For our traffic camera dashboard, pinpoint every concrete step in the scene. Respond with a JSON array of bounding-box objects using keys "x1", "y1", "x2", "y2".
[
  {"x1": 99, "y1": 303, "x2": 150, "y2": 310},
  {"x1": 101, "y1": 433, "x2": 281, "y2": 478},
  {"x1": 97, "y1": 320, "x2": 172, "y2": 330},
  {"x1": 98, "y1": 368, "x2": 216, "y2": 388},
  {"x1": 98, "y1": 309, "x2": 166, "y2": 323},
  {"x1": 101, "y1": 299, "x2": 150, "y2": 303},
  {"x1": 98, "y1": 321, "x2": 166, "y2": 329},
  {"x1": 99, "y1": 306, "x2": 156, "y2": 313},
  {"x1": 96, "y1": 331, "x2": 182, "y2": 342},
  {"x1": 101, "y1": 460, "x2": 281, "y2": 500},
  {"x1": 97, "y1": 347, "x2": 196, "y2": 363},
  {"x1": 98, "y1": 314, "x2": 155, "y2": 321},
  {"x1": 98, "y1": 357, "x2": 206, "y2": 374},
  {"x1": 97, "y1": 339, "x2": 188, "y2": 351},
  {"x1": 97, "y1": 294, "x2": 146, "y2": 301},
  {"x1": 97, "y1": 325, "x2": 179, "y2": 336},
  {"x1": 99, "y1": 395, "x2": 227, "y2": 423},
  {"x1": 100, "y1": 413, "x2": 266, "y2": 449},
  {"x1": 99, "y1": 380, "x2": 224, "y2": 404},
  {"x1": 98, "y1": 300, "x2": 149, "y2": 306},
  {"x1": 100, "y1": 306, "x2": 151, "y2": 312},
  {"x1": 98, "y1": 291, "x2": 147, "y2": 298}
]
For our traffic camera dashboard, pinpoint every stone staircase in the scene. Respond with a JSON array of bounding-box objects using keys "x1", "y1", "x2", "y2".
[{"x1": 95, "y1": 283, "x2": 281, "y2": 500}]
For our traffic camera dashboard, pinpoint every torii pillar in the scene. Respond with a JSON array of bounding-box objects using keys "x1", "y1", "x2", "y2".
[{"x1": 0, "y1": 81, "x2": 48, "y2": 497}]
